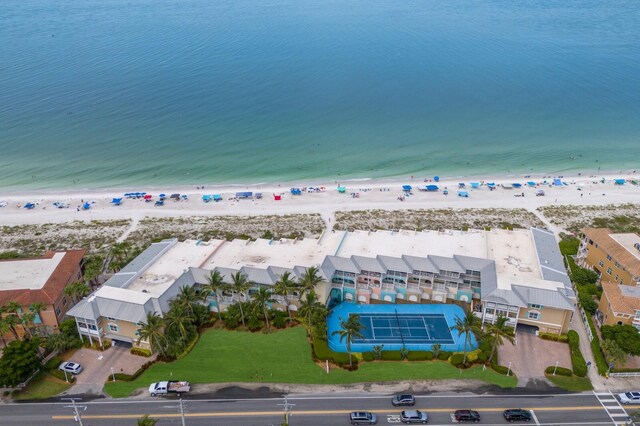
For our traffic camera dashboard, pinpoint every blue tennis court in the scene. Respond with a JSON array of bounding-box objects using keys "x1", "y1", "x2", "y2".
[{"x1": 327, "y1": 302, "x2": 476, "y2": 353}]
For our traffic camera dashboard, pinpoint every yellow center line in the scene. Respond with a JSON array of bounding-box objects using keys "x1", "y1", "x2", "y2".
[{"x1": 51, "y1": 405, "x2": 606, "y2": 420}]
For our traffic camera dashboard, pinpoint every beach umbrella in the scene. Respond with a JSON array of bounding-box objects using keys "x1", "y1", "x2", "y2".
[
  {"x1": 159, "y1": 193, "x2": 166, "y2": 198},
  {"x1": 83, "y1": 202, "x2": 91, "y2": 210},
  {"x1": 402, "y1": 185, "x2": 412, "y2": 191},
  {"x1": 434, "y1": 176, "x2": 440, "y2": 182},
  {"x1": 144, "y1": 194, "x2": 152, "y2": 199}
]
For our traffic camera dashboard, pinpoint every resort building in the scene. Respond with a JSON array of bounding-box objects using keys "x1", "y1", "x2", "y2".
[
  {"x1": 597, "y1": 281, "x2": 640, "y2": 329},
  {"x1": 0, "y1": 250, "x2": 86, "y2": 339},
  {"x1": 577, "y1": 228, "x2": 640, "y2": 286},
  {"x1": 66, "y1": 228, "x2": 576, "y2": 350}
]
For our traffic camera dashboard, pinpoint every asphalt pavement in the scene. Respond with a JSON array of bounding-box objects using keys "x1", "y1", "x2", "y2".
[{"x1": 2, "y1": 392, "x2": 632, "y2": 426}]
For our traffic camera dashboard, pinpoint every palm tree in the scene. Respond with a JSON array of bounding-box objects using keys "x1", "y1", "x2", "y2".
[
  {"x1": 200, "y1": 270, "x2": 226, "y2": 321},
  {"x1": 137, "y1": 414, "x2": 159, "y2": 426},
  {"x1": 137, "y1": 312, "x2": 166, "y2": 356},
  {"x1": 64, "y1": 281, "x2": 90, "y2": 304},
  {"x1": 46, "y1": 331, "x2": 75, "y2": 353},
  {"x1": 602, "y1": 339, "x2": 626, "y2": 368},
  {"x1": 28, "y1": 302, "x2": 47, "y2": 335},
  {"x1": 164, "y1": 307, "x2": 192, "y2": 343},
  {"x1": 230, "y1": 272, "x2": 252, "y2": 328},
  {"x1": 297, "y1": 291, "x2": 326, "y2": 338},
  {"x1": 299, "y1": 266, "x2": 323, "y2": 297},
  {"x1": 450, "y1": 310, "x2": 482, "y2": 366},
  {"x1": 486, "y1": 316, "x2": 515, "y2": 362},
  {"x1": 0, "y1": 316, "x2": 10, "y2": 347},
  {"x1": 173, "y1": 285, "x2": 200, "y2": 317},
  {"x1": 3, "y1": 301, "x2": 23, "y2": 339},
  {"x1": 274, "y1": 272, "x2": 297, "y2": 319},
  {"x1": 252, "y1": 287, "x2": 276, "y2": 332},
  {"x1": 331, "y1": 315, "x2": 365, "y2": 367}
]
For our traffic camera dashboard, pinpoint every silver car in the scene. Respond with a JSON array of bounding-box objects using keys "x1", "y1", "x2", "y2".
[
  {"x1": 349, "y1": 411, "x2": 377, "y2": 425},
  {"x1": 619, "y1": 391, "x2": 640, "y2": 404},
  {"x1": 59, "y1": 361, "x2": 83, "y2": 375}
]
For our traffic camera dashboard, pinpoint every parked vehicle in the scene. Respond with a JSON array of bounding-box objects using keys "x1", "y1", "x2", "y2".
[
  {"x1": 454, "y1": 410, "x2": 480, "y2": 422},
  {"x1": 59, "y1": 361, "x2": 83, "y2": 375},
  {"x1": 619, "y1": 392, "x2": 640, "y2": 404},
  {"x1": 349, "y1": 411, "x2": 377, "y2": 425},
  {"x1": 400, "y1": 409, "x2": 428, "y2": 423},
  {"x1": 392, "y1": 394, "x2": 416, "y2": 406},
  {"x1": 148, "y1": 381, "x2": 191, "y2": 396},
  {"x1": 503, "y1": 408, "x2": 533, "y2": 422}
]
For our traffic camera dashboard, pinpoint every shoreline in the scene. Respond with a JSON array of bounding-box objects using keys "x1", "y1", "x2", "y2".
[{"x1": 0, "y1": 171, "x2": 639, "y2": 227}]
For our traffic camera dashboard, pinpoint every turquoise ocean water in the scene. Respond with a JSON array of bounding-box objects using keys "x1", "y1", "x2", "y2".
[{"x1": 1, "y1": 0, "x2": 639, "y2": 190}]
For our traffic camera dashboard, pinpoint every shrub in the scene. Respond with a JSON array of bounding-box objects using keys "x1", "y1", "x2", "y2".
[
  {"x1": 568, "y1": 330, "x2": 588, "y2": 377},
  {"x1": 362, "y1": 352, "x2": 374, "y2": 362},
  {"x1": 425, "y1": 351, "x2": 434, "y2": 361},
  {"x1": 49, "y1": 369, "x2": 76, "y2": 383},
  {"x1": 271, "y1": 311, "x2": 288, "y2": 329},
  {"x1": 538, "y1": 332, "x2": 569, "y2": 343},
  {"x1": 602, "y1": 324, "x2": 640, "y2": 356},
  {"x1": 382, "y1": 351, "x2": 403, "y2": 361},
  {"x1": 450, "y1": 353, "x2": 465, "y2": 367},
  {"x1": 545, "y1": 366, "x2": 573, "y2": 377},
  {"x1": 491, "y1": 363, "x2": 514, "y2": 376},
  {"x1": 312, "y1": 337, "x2": 351, "y2": 365},
  {"x1": 45, "y1": 356, "x2": 63, "y2": 371},
  {"x1": 465, "y1": 349, "x2": 482, "y2": 364},
  {"x1": 130, "y1": 347, "x2": 152, "y2": 357},
  {"x1": 407, "y1": 351, "x2": 427, "y2": 361},
  {"x1": 177, "y1": 334, "x2": 200, "y2": 360},
  {"x1": 579, "y1": 293, "x2": 598, "y2": 315},
  {"x1": 3, "y1": 390, "x2": 9, "y2": 396},
  {"x1": 438, "y1": 351, "x2": 451, "y2": 361},
  {"x1": 477, "y1": 351, "x2": 489, "y2": 363}
]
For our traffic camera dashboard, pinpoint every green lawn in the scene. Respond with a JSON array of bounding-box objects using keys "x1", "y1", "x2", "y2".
[
  {"x1": 104, "y1": 327, "x2": 517, "y2": 397},
  {"x1": 13, "y1": 372, "x2": 73, "y2": 400},
  {"x1": 546, "y1": 374, "x2": 593, "y2": 392}
]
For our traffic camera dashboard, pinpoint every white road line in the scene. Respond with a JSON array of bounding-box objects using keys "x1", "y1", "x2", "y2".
[
  {"x1": 531, "y1": 409, "x2": 541, "y2": 426},
  {"x1": 593, "y1": 390, "x2": 630, "y2": 426}
]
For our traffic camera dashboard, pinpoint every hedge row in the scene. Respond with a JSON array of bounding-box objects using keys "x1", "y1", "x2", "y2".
[
  {"x1": 610, "y1": 367, "x2": 640, "y2": 373},
  {"x1": 44, "y1": 356, "x2": 63, "y2": 371},
  {"x1": 382, "y1": 351, "x2": 403, "y2": 361},
  {"x1": 491, "y1": 363, "x2": 515, "y2": 377},
  {"x1": 545, "y1": 366, "x2": 572, "y2": 377},
  {"x1": 106, "y1": 360, "x2": 156, "y2": 383},
  {"x1": 49, "y1": 369, "x2": 76, "y2": 383},
  {"x1": 539, "y1": 332, "x2": 569, "y2": 343},
  {"x1": 450, "y1": 353, "x2": 464, "y2": 367},
  {"x1": 567, "y1": 330, "x2": 588, "y2": 377},
  {"x1": 585, "y1": 315, "x2": 608, "y2": 376},
  {"x1": 130, "y1": 347, "x2": 152, "y2": 357},
  {"x1": 312, "y1": 338, "x2": 352, "y2": 365}
]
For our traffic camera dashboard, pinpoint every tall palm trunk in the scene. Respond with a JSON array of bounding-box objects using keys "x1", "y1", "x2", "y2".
[
  {"x1": 264, "y1": 308, "x2": 271, "y2": 333},
  {"x1": 215, "y1": 292, "x2": 222, "y2": 321},
  {"x1": 9, "y1": 325, "x2": 19, "y2": 340},
  {"x1": 238, "y1": 294, "x2": 246, "y2": 327},
  {"x1": 347, "y1": 341, "x2": 353, "y2": 367}
]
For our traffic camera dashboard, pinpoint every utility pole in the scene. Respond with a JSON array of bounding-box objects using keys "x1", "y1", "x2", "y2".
[
  {"x1": 62, "y1": 397, "x2": 86, "y2": 426},
  {"x1": 179, "y1": 396, "x2": 187, "y2": 426},
  {"x1": 277, "y1": 394, "x2": 295, "y2": 425}
]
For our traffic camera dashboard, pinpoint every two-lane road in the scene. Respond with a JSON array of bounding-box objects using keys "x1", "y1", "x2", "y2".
[{"x1": 2, "y1": 392, "x2": 632, "y2": 425}]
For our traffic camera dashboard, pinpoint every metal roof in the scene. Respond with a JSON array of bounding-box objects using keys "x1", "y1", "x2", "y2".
[
  {"x1": 428, "y1": 255, "x2": 466, "y2": 273},
  {"x1": 531, "y1": 228, "x2": 565, "y2": 274},
  {"x1": 324, "y1": 256, "x2": 359, "y2": 274},
  {"x1": 511, "y1": 285, "x2": 575, "y2": 310},
  {"x1": 352, "y1": 255, "x2": 385, "y2": 273},
  {"x1": 105, "y1": 239, "x2": 177, "y2": 289},
  {"x1": 66, "y1": 298, "x2": 100, "y2": 321},
  {"x1": 484, "y1": 288, "x2": 527, "y2": 307},
  {"x1": 401, "y1": 255, "x2": 439, "y2": 273},
  {"x1": 453, "y1": 255, "x2": 493, "y2": 273},
  {"x1": 241, "y1": 266, "x2": 277, "y2": 285},
  {"x1": 377, "y1": 255, "x2": 412, "y2": 273}
]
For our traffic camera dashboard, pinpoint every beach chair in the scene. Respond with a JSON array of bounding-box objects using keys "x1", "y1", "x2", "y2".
[{"x1": 155, "y1": 200, "x2": 164, "y2": 207}]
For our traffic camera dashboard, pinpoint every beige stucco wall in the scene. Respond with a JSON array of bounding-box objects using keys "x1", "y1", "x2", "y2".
[
  {"x1": 597, "y1": 292, "x2": 632, "y2": 327},
  {"x1": 581, "y1": 241, "x2": 634, "y2": 286},
  {"x1": 518, "y1": 305, "x2": 571, "y2": 334},
  {"x1": 97, "y1": 317, "x2": 150, "y2": 349}
]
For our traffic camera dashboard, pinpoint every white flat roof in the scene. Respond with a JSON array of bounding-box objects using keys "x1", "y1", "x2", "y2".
[
  {"x1": 610, "y1": 233, "x2": 640, "y2": 261},
  {"x1": 93, "y1": 286, "x2": 153, "y2": 305},
  {"x1": 202, "y1": 232, "x2": 345, "y2": 270},
  {"x1": 485, "y1": 230, "x2": 545, "y2": 290},
  {"x1": 0, "y1": 252, "x2": 65, "y2": 291},
  {"x1": 126, "y1": 240, "x2": 223, "y2": 296}
]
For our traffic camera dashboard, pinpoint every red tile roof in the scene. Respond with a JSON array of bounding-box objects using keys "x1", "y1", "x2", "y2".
[{"x1": 0, "y1": 250, "x2": 86, "y2": 307}]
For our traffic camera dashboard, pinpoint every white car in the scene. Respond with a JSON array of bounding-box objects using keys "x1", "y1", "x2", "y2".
[
  {"x1": 619, "y1": 391, "x2": 640, "y2": 404},
  {"x1": 59, "y1": 361, "x2": 83, "y2": 375}
]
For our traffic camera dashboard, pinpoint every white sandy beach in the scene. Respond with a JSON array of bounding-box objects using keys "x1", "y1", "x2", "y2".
[{"x1": 0, "y1": 173, "x2": 639, "y2": 227}]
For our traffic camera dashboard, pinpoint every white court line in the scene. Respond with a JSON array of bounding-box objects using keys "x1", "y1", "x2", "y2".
[
  {"x1": 422, "y1": 316, "x2": 432, "y2": 340},
  {"x1": 369, "y1": 316, "x2": 376, "y2": 341},
  {"x1": 531, "y1": 409, "x2": 541, "y2": 426}
]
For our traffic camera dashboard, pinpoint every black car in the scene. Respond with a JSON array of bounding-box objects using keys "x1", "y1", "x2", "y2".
[
  {"x1": 392, "y1": 394, "x2": 416, "y2": 406},
  {"x1": 400, "y1": 410, "x2": 428, "y2": 424},
  {"x1": 503, "y1": 409, "x2": 533, "y2": 422},
  {"x1": 454, "y1": 410, "x2": 481, "y2": 423}
]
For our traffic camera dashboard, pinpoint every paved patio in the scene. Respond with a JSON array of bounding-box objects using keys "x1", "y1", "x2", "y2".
[
  {"x1": 498, "y1": 332, "x2": 571, "y2": 386},
  {"x1": 59, "y1": 346, "x2": 155, "y2": 396}
]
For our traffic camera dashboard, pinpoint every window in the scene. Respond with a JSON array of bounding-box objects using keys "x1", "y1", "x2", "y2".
[
  {"x1": 607, "y1": 268, "x2": 612, "y2": 275},
  {"x1": 529, "y1": 303, "x2": 544, "y2": 309},
  {"x1": 108, "y1": 323, "x2": 119, "y2": 333},
  {"x1": 606, "y1": 254, "x2": 612, "y2": 261},
  {"x1": 615, "y1": 261, "x2": 620, "y2": 268},
  {"x1": 615, "y1": 275, "x2": 619, "y2": 281},
  {"x1": 107, "y1": 317, "x2": 116, "y2": 321},
  {"x1": 62, "y1": 297, "x2": 67, "y2": 306},
  {"x1": 527, "y1": 311, "x2": 540, "y2": 320},
  {"x1": 55, "y1": 307, "x2": 61, "y2": 316},
  {"x1": 598, "y1": 260, "x2": 604, "y2": 267},
  {"x1": 135, "y1": 329, "x2": 141, "y2": 337},
  {"x1": 88, "y1": 324, "x2": 97, "y2": 331},
  {"x1": 78, "y1": 322, "x2": 87, "y2": 329},
  {"x1": 485, "y1": 308, "x2": 495, "y2": 315}
]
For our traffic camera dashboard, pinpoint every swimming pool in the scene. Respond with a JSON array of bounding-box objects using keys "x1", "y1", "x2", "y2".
[{"x1": 327, "y1": 303, "x2": 477, "y2": 353}]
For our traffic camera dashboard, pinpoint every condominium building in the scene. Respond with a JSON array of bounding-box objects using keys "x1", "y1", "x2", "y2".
[
  {"x1": 66, "y1": 227, "x2": 576, "y2": 350},
  {"x1": 0, "y1": 250, "x2": 85, "y2": 339},
  {"x1": 598, "y1": 281, "x2": 640, "y2": 329},
  {"x1": 577, "y1": 228, "x2": 640, "y2": 286}
]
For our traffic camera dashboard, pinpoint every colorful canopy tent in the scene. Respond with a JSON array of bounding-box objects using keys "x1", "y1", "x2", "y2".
[
  {"x1": 527, "y1": 181, "x2": 536, "y2": 187},
  {"x1": 470, "y1": 182, "x2": 480, "y2": 189},
  {"x1": 614, "y1": 179, "x2": 626, "y2": 185},
  {"x1": 290, "y1": 188, "x2": 302, "y2": 195},
  {"x1": 159, "y1": 193, "x2": 167, "y2": 199},
  {"x1": 512, "y1": 183, "x2": 522, "y2": 188},
  {"x1": 426, "y1": 185, "x2": 439, "y2": 191},
  {"x1": 170, "y1": 193, "x2": 181, "y2": 200},
  {"x1": 273, "y1": 194, "x2": 282, "y2": 201},
  {"x1": 143, "y1": 194, "x2": 152, "y2": 200},
  {"x1": 458, "y1": 191, "x2": 469, "y2": 197},
  {"x1": 155, "y1": 200, "x2": 164, "y2": 206},
  {"x1": 402, "y1": 185, "x2": 412, "y2": 191},
  {"x1": 213, "y1": 194, "x2": 222, "y2": 201},
  {"x1": 337, "y1": 186, "x2": 346, "y2": 193},
  {"x1": 82, "y1": 202, "x2": 91, "y2": 210},
  {"x1": 236, "y1": 192, "x2": 253, "y2": 199},
  {"x1": 24, "y1": 203, "x2": 36, "y2": 209},
  {"x1": 553, "y1": 178, "x2": 565, "y2": 186},
  {"x1": 487, "y1": 182, "x2": 496, "y2": 188},
  {"x1": 111, "y1": 198, "x2": 123, "y2": 205},
  {"x1": 434, "y1": 176, "x2": 440, "y2": 182},
  {"x1": 202, "y1": 195, "x2": 212, "y2": 202}
]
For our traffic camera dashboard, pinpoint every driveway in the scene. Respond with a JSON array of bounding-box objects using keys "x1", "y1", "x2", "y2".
[
  {"x1": 59, "y1": 346, "x2": 155, "y2": 397},
  {"x1": 498, "y1": 332, "x2": 571, "y2": 386}
]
